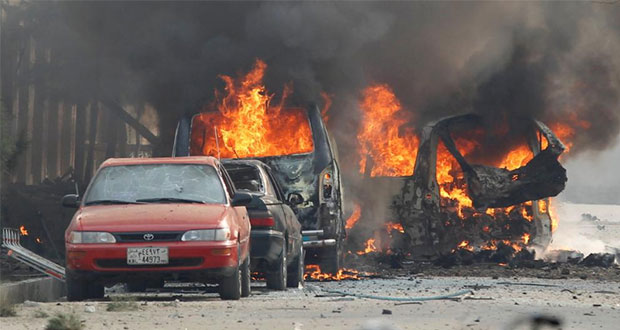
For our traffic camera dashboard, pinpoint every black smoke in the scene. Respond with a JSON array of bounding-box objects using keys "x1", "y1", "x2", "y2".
[{"x1": 2, "y1": 1, "x2": 620, "y2": 166}]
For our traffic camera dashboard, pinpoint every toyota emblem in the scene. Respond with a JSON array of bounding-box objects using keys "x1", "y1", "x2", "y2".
[{"x1": 143, "y1": 233, "x2": 154, "y2": 241}]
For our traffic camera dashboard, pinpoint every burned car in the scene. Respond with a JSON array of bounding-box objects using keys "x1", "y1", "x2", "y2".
[
  {"x1": 396, "y1": 114, "x2": 566, "y2": 257},
  {"x1": 353, "y1": 114, "x2": 567, "y2": 259},
  {"x1": 223, "y1": 159, "x2": 304, "y2": 289},
  {"x1": 174, "y1": 105, "x2": 346, "y2": 273}
]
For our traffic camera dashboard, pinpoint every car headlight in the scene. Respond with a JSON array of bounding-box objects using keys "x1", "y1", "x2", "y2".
[
  {"x1": 181, "y1": 229, "x2": 230, "y2": 241},
  {"x1": 69, "y1": 231, "x2": 116, "y2": 244}
]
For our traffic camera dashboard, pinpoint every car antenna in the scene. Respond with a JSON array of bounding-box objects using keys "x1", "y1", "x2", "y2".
[{"x1": 214, "y1": 125, "x2": 221, "y2": 161}]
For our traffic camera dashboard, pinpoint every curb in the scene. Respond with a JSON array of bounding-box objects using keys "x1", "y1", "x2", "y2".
[{"x1": 0, "y1": 277, "x2": 66, "y2": 305}]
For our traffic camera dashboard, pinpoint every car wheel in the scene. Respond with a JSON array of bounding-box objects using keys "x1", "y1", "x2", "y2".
[
  {"x1": 287, "y1": 243, "x2": 305, "y2": 288},
  {"x1": 219, "y1": 264, "x2": 241, "y2": 300},
  {"x1": 241, "y1": 256, "x2": 251, "y2": 297},
  {"x1": 88, "y1": 283, "x2": 105, "y2": 299},
  {"x1": 266, "y1": 244, "x2": 287, "y2": 290},
  {"x1": 66, "y1": 277, "x2": 87, "y2": 302},
  {"x1": 320, "y1": 238, "x2": 344, "y2": 275}
]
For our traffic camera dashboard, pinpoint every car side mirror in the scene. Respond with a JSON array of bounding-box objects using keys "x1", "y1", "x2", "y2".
[
  {"x1": 287, "y1": 192, "x2": 304, "y2": 206},
  {"x1": 62, "y1": 194, "x2": 80, "y2": 208},
  {"x1": 231, "y1": 192, "x2": 253, "y2": 206}
]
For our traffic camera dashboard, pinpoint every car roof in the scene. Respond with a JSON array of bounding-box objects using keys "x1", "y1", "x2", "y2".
[{"x1": 100, "y1": 156, "x2": 219, "y2": 168}]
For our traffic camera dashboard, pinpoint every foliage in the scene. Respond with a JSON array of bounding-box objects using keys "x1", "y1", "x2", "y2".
[
  {"x1": 45, "y1": 312, "x2": 84, "y2": 330},
  {"x1": 0, "y1": 302, "x2": 17, "y2": 317}
]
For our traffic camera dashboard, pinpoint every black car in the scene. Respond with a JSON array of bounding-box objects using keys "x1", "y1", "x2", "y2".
[{"x1": 222, "y1": 159, "x2": 304, "y2": 290}]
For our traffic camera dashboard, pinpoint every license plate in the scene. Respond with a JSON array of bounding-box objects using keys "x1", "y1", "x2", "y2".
[{"x1": 127, "y1": 247, "x2": 169, "y2": 265}]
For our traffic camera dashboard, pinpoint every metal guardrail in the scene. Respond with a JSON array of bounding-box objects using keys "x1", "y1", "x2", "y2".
[{"x1": 2, "y1": 228, "x2": 65, "y2": 281}]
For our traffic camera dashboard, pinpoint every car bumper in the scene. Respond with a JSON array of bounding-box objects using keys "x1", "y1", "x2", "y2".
[
  {"x1": 250, "y1": 229, "x2": 284, "y2": 264},
  {"x1": 66, "y1": 240, "x2": 239, "y2": 275}
]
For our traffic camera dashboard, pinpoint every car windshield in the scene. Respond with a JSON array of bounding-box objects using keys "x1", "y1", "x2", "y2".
[
  {"x1": 84, "y1": 164, "x2": 227, "y2": 205},
  {"x1": 223, "y1": 164, "x2": 264, "y2": 193}
]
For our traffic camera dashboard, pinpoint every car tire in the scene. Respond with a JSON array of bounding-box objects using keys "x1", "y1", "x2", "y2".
[
  {"x1": 287, "y1": 243, "x2": 305, "y2": 288},
  {"x1": 266, "y1": 244, "x2": 287, "y2": 290},
  {"x1": 241, "y1": 256, "x2": 251, "y2": 297},
  {"x1": 66, "y1": 277, "x2": 87, "y2": 302},
  {"x1": 219, "y1": 264, "x2": 242, "y2": 300},
  {"x1": 88, "y1": 283, "x2": 105, "y2": 299},
  {"x1": 320, "y1": 238, "x2": 344, "y2": 274}
]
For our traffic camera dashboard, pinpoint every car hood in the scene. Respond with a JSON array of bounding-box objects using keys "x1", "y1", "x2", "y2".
[{"x1": 74, "y1": 203, "x2": 228, "y2": 232}]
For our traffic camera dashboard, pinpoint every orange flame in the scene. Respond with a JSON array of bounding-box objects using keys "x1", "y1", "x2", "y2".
[
  {"x1": 549, "y1": 198, "x2": 558, "y2": 232},
  {"x1": 455, "y1": 240, "x2": 474, "y2": 252},
  {"x1": 358, "y1": 84, "x2": 418, "y2": 177},
  {"x1": 357, "y1": 238, "x2": 378, "y2": 255},
  {"x1": 385, "y1": 222, "x2": 405, "y2": 234},
  {"x1": 19, "y1": 225, "x2": 28, "y2": 236},
  {"x1": 522, "y1": 233, "x2": 530, "y2": 245},
  {"x1": 345, "y1": 204, "x2": 362, "y2": 230},
  {"x1": 303, "y1": 265, "x2": 362, "y2": 281},
  {"x1": 436, "y1": 140, "x2": 474, "y2": 217},
  {"x1": 548, "y1": 113, "x2": 591, "y2": 153},
  {"x1": 189, "y1": 59, "x2": 313, "y2": 158},
  {"x1": 497, "y1": 144, "x2": 533, "y2": 170},
  {"x1": 538, "y1": 199, "x2": 548, "y2": 214}
]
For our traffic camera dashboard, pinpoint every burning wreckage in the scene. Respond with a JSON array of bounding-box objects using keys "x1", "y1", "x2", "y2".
[
  {"x1": 348, "y1": 112, "x2": 568, "y2": 263},
  {"x1": 173, "y1": 60, "x2": 346, "y2": 274},
  {"x1": 173, "y1": 61, "x2": 569, "y2": 272}
]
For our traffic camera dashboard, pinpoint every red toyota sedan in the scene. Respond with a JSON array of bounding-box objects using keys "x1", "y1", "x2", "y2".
[{"x1": 62, "y1": 156, "x2": 252, "y2": 301}]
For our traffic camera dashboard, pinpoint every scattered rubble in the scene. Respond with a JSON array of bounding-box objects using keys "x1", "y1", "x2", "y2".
[{"x1": 579, "y1": 253, "x2": 617, "y2": 268}]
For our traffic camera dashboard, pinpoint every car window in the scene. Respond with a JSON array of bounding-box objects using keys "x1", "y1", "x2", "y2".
[
  {"x1": 224, "y1": 164, "x2": 264, "y2": 193},
  {"x1": 265, "y1": 169, "x2": 285, "y2": 201},
  {"x1": 84, "y1": 164, "x2": 227, "y2": 204},
  {"x1": 219, "y1": 164, "x2": 236, "y2": 199}
]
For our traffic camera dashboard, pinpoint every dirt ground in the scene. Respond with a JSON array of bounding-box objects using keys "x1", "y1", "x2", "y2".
[
  {"x1": 2, "y1": 202, "x2": 619, "y2": 329},
  {"x1": 2, "y1": 275, "x2": 620, "y2": 330}
]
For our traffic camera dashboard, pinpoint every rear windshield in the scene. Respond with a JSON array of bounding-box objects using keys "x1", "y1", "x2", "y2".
[
  {"x1": 223, "y1": 164, "x2": 264, "y2": 193},
  {"x1": 84, "y1": 164, "x2": 226, "y2": 204}
]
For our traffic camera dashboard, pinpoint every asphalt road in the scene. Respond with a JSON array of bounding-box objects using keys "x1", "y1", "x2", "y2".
[{"x1": 2, "y1": 276, "x2": 619, "y2": 330}]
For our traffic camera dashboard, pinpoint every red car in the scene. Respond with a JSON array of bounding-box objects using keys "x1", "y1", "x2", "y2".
[{"x1": 62, "y1": 156, "x2": 252, "y2": 301}]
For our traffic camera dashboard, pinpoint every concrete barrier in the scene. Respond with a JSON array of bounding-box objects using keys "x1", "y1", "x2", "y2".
[{"x1": 0, "y1": 277, "x2": 66, "y2": 305}]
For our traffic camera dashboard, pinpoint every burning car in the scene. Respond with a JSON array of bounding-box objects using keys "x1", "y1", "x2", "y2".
[
  {"x1": 172, "y1": 60, "x2": 346, "y2": 273},
  {"x1": 223, "y1": 159, "x2": 304, "y2": 289},
  {"x1": 348, "y1": 85, "x2": 568, "y2": 259},
  {"x1": 354, "y1": 113, "x2": 567, "y2": 259},
  {"x1": 62, "y1": 156, "x2": 252, "y2": 301}
]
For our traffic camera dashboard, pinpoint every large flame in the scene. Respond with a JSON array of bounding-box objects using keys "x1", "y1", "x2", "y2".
[
  {"x1": 190, "y1": 59, "x2": 314, "y2": 158},
  {"x1": 358, "y1": 84, "x2": 419, "y2": 177}
]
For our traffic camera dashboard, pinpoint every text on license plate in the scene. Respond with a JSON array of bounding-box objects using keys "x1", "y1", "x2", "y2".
[{"x1": 127, "y1": 247, "x2": 169, "y2": 265}]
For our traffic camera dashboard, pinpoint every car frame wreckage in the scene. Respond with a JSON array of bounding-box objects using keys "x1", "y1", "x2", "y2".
[{"x1": 387, "y1": 114, "x2": 568, "y2": 258}]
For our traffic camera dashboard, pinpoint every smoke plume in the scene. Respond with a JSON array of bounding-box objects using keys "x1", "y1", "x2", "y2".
[{"x1": 3, "y1": 1, "x2": 620, "y2": 177}]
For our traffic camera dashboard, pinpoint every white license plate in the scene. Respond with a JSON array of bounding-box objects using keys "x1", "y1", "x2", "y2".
[{"x1": 127, "y1": 247, "x2": 169, "y2": 265}]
